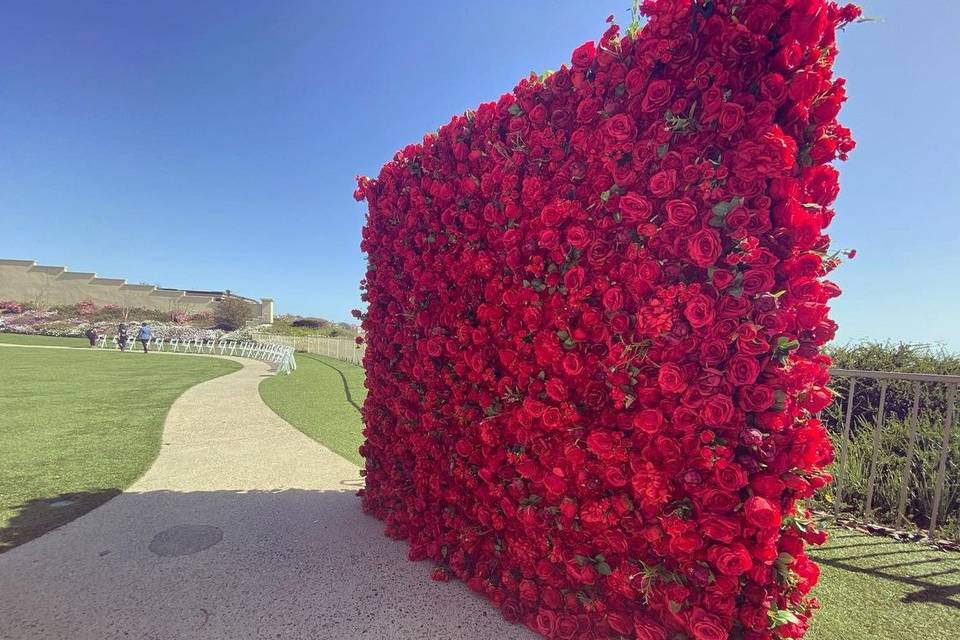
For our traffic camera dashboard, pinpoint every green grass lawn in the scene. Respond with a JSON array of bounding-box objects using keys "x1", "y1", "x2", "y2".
[
  {"x1": 0, "y1": 332, "x2": 90, "y2": 348},
  {"x1": 261, "y1": 353, "x2": 960, "y2": 639},
  {"x1": 258, "y1": 353, "x2": 366, "y2": 466},
  {"x1": 808, "y1": 529, "x2": 959, "y2": 639},
  {"x1": 0, "y1": 346, "x2": 240, "y2": 551}
]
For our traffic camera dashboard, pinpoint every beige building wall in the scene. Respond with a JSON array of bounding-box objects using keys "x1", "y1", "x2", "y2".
[{"x1": 0, "y1": 259, "x2": 272, "y2": 323}]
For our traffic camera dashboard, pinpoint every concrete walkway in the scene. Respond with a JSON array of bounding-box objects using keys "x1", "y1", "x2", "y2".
[{"x1": 0, "y1": 356, "x2": 533, "y2": 640}]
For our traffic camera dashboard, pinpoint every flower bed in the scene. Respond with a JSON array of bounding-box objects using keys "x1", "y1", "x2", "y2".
[
  {"x1": 355, "y1": 2, "x2": 858, "y2": 638},
  {"x1": 0, "y1": 305, "x2": 222, "y2": 342}
]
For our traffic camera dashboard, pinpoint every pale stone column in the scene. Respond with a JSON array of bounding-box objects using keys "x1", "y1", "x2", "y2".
[{"x1": 260, "y1": 298, "x2": 274, "y2": 324}]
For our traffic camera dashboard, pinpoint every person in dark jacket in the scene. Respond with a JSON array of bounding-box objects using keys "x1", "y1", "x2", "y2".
[
  {"x1": 117, "y1": 323, "x2": 128, "y2": 351},
  {"x1": 84, "y1": 327, "x2": 98, "y2": 348}
]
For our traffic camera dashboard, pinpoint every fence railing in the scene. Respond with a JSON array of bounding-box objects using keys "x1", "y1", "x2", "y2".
[
  {"x1": 96, "y1": 335, "x2": 297, "y2": 374},
  {"x1": 248, "y1": 332, "x2": 365, "y2": 366},
  {"x1": 828, "y1": 367, "x2": 959, "y2": 538}
]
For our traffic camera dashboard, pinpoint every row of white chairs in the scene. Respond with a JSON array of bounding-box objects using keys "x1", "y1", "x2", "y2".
[{"x1": 94, "y1": 335, "x2": 296, "y2": 374}]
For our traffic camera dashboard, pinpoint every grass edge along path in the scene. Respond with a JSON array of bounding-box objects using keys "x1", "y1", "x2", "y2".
[
  {"x1": 258, "y1": 353, "x2": 366, "y2": 466},
  {"x1": 0, "y1": 346, "x2": 240, "y2": 551},
  {"x1": 258, "y1": 352, "x2": 959, "y2": 640}
]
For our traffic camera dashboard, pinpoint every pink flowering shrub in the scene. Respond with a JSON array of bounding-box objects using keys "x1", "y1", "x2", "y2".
[{"x1": 76, "y1": 299, "x2": 97, "y2": 316}]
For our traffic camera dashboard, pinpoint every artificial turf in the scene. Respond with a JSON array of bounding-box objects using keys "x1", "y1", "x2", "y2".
[
  {"x1": 0, "y1": 345, "x2": 240, "y2": 551},
  {"x1": 807, "y1": 528, "x2": 959, "y2": 639}
]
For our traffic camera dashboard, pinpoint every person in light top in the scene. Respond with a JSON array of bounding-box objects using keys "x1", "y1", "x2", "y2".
[{"x1": 136, "y1": 322, "x2": 152, "y2": 353}]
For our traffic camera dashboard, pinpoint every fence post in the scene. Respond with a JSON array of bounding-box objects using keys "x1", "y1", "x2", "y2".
[
  {"x1": 895, "y1": 382, "x2": 922, "y2": 525},
  {"x1": 864, "y1": 380, "x2": 889, "y2": 518},
  {"x1": 835, "y1": 377, "x2": 857, "y2": 516},
  {"x1": 929, "y1": 384, "x2": 957, "y2": 538}
]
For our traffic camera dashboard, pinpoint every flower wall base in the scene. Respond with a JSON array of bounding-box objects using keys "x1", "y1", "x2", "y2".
[{"x1": 355, "y1": 2, "x2": 858, "y2": 638}]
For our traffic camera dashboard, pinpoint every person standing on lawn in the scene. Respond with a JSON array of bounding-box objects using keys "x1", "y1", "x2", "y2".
[
  {"x1": 136, "y1": 322, "x2": 151, "y2": 353},
  {"x1": 84, "y1": 327, "x2": 98, "y2": 348},
  {"x1": 117, "y1": 322, "x2": 128, "y2": 351}
]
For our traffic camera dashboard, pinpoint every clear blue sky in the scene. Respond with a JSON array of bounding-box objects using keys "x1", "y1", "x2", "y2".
[{"x1": 0, "y1": 1, "x2": 956, "y2": 347}]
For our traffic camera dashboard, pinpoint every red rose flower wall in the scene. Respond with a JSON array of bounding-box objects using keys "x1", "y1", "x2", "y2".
[{"x1": 354, "y1": 1, "x2": 859, "y2": 638}]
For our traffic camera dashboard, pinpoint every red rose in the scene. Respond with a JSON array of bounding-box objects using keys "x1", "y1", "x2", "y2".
[
  {"x1": 805, "y1": 164, "x2": 841, "y2": 206},
  {"x1": 523, "y1": 397, "x2": 546, "y2": 417},
  {"x1": 546, "y1": 378, "x2": 568, "y2": 401},
  {"x1": 621, "y1": 193, "x2": 653, "y2": 221},
  {"x1": 740, "y1": 606, "x2": 769, "y2": 632},
  {"x1": 715, "y1": 463, "x2": 747, "y2": 491},
  {"x1": 718, "y1": 102, "x2": 745, "y2": 136},
  {"x1": 750, "y1": 473, "x2": 786, "y2": 498},
  {"x1": 566, "y1": 225, "x2": 591, "y2": 249},
  {"x1": 701, "y1": 515, "x2": 741, "y2": 543},
  {"x1": 642, "y1": 79, "x2": 674, "y2": 112},
  {"x1": 700, "y1": 339, "x2": 729, "y2": 365},
  {"x1": 499, "y1": 599, "x2": 521, "y2": 623},
  {"x1": 543, "y1": 473, "x2": 566, "y2": 495},
  {"x1": 556, "y1": 615, "x2": 580, "y2": 640},
  {"x1": 726, "y1": 354, "x2": 760, "y2": 385},
  {"x1": 760, "y1": 72, "x2": 787, "y2": 104},
  {"x1": 604, "y1": 113, "x2": 637, "y2": 141},
  {"x1": 666, "y1": 198, "x2": 699, "y2": 225},
  {"x1": 739, "y1": 384, "x2": 776, "y2": 412},
  {"x1": 539, "y1": 228, "x2": 560, "y2": 250},
  {"x1": 724, "y1": 206, "x2": 750, "y2": 229},
  {"x1": 744, "y1": 495, "x2": 781, "y2": 529},
  {"x1": 625, "y1": 68, "x2": 646, "y2": 94},
  {"x1": 711, "y1": 268, "x2": 736, "y2": 290},
  {"x1": 657, "y1": 363, "x2": 686, "y2": 393},
  {"x1": 571, "y1": 41, "x2": 596, "y2": 68},
  {"x1": 741, "y1": 268, "x2": 775, "y2": 295},
  {"x1": 542, "y1": 407, "x2": 563, "y2": 430},
  {"x1": 634, "y1": 618, "x2": 667, "y2": 640},
  {"x1": 688, "y1": 229, "x2": 723, "y2": 267},
  {"x1": 688, "y1": 609, "x2": 727, "y2": 640},
  {"x1": 708, "y1": 543, "x2": 753, "y2": 576},
  {"x1": 563, "y1": 266, "x2": 586, "y2": 291},
  {"x1": 702, "y1": 394, "x2": 734, "y2": 427},
  {"x1": 605, "y1": 466, "x2": 629, "y2": 487},
  {"x1": 649, "y1": 169, "x2": 678, "y2": 198},
  {"x1": 602, "y1": 287, "x2": 624, "y2": 311},
  {"x1": 633, "y1": 408, "x2": 663, "y2": 434},
  {"x1": 576, "y1": 97, "x2": 601, "y2": 124},
  {"x1": 684, "y1": 294, "x2": 716, "y2": 329},
  {"x1": 535, "y1": 608, "x2": 557, "y2": 636},
  {"x1": 700, "y1": 488, "x2": 741, "y2": 512},
  {"x1": 608, "y1": 611, "x2": 633, "y2": 635},
  {"x1": 586, "y1": 430, "x2": 615, "y2": 456}
]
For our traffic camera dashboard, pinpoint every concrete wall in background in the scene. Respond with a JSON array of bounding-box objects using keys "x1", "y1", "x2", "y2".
[{"x1": 0, "y1": 258, "x2": 273, "y2": 323}]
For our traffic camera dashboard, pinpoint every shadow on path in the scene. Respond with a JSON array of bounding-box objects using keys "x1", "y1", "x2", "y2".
[
  {"x1": 0, "y1": 487, "x2": 534, "y2": 640},
  {"x1": 1, "y1": 489, "x2": 122, "y2": 553}
]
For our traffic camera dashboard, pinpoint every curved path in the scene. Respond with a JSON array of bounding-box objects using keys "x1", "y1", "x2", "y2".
[{"x1": 0, "y1": 356, "x2": 533, "y2": 640}]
